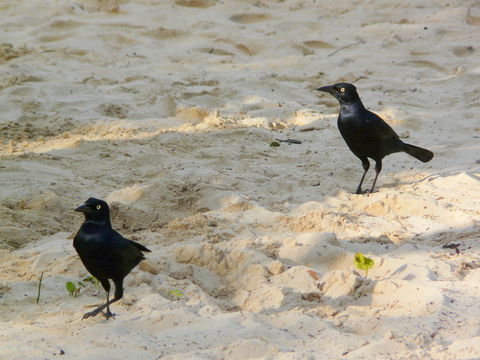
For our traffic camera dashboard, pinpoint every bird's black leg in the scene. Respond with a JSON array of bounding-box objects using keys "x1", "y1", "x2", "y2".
[
  {"x1": 104, "y1": 288, "x2": 114, "y2": 319},
  {"x1": 82, "y1": 279, "x2": 120, "y2": 320},
  {"x1": 370, "y1": 160, "x2": 382, "y2": 193},
  {"x1": 355, "y1": 159, "x2": 370, "y2": 194}
]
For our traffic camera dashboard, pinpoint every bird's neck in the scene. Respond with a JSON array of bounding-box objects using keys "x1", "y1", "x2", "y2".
[
  {"x1": 339, "y1": 99, "x2": 365, "y2": 118},
  {"x1": 84, "y1": 218, "x2": 112, "y2": 228}
]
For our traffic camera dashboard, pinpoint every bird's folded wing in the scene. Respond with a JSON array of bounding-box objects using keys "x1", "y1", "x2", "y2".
[
  {"x1": 129, "y1": 240, "x2": 151, "y2": 253},
  {"x1": 365, "y1": 111, "x2": 400, "y2": 140}
]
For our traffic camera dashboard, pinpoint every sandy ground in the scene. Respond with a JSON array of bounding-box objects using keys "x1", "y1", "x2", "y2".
[{"x1": 1, "y1": 0, "x2": 480, "y2": 359}]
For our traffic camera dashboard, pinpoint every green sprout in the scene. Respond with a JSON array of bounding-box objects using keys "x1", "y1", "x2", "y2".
[
  {"x1": 353, "y1": 252, "x2": 374, "y2": 278},
  {"x1": 168, "y1": 289, "x2": 184, "y2": 299},
  {"x1": 65, "y1": 276, "x2": 99, "y2": 297},
  {"x1": 65, "y1": 281, "x2": 81, "y2": 297},
  {"x1": 269, "y1": 141, "x2": 280, "y2": 147},
  {"x1": 83, "y1": 276, "x2": 100, "y2": 288}
]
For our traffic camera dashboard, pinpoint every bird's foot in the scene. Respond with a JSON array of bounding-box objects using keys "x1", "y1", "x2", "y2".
[
  {"x1": 82, "y1": 308, "x2": 103, "y2": 320},
  {"x1": 104, "y1": 310, "x2": 115, "y2": 320},
  {"x1": 82, "y1": 308, "x2": 115, "y2": 320},
  {"x1": 355, "y1": 189, "x2": 370, "y2": 195}
]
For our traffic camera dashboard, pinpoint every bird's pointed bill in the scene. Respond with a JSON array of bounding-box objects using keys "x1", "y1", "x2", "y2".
[
  {"x1": 316, "y1": 85, "x2": 334, "y2": 93},
  {"x1": 75, "y1": 204, "x2": 88, "y2": 212}
]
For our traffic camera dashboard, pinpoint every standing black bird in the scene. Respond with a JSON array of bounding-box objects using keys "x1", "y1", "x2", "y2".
[
  {"x1": 316, "y1": 83, "x2": 434, "y2": 194},
  {"x1": 73, "y1": 197, "x2": 151, "y2": 319}
]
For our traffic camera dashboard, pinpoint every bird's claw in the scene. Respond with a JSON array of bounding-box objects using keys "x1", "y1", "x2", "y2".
[
  {"x1": 355, "y1": 189, "x2": 369, "y2": 195},
  {"x1": 82, "y1": 309, "x2": 101, "y2": 320},
  {"x1": 104, "y1": 310, "x2": 115, "y2": 319},
  {"x1": 82, "y1": 309, "x2": 115, "y2": 320}
]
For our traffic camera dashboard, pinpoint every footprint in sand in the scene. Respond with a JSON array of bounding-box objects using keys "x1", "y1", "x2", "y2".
[
  {"x1": 38, "y1": 33, "x2": 72, "y2": 43},
  {"x1": 143, "y1": 27, "x2": 185, "y2": 40},
  {"x1": 214, "y1": 38, "x2": 260, "y2": 56},
  {"x1": 290, "y1": 44, "x2": 314, "y2": 56},
  {"x1": 303, "y1": 40, "x2": 335, "y2": 49},
  {"x1": 402, "y1": 60, "x2": 448, "y2": 73},
  {"x1": 450, "y1": 45, "x2": 475, "y2": 57},
  {"x1": 467, "y1": 8, "x2": 480, "y2": 25},
  {"x1": 47, "y1": 19, "x2": 84, "y2": 30},
  {"x1": 175, "y1": 0, "x2": 215, "y2": 8},
  {"x1": 235, "y1": 43, "x2": 259, "y2": 56},
  {"x1": 186, "y1": 79, "x2": 219, "y2": 86},
  {"x1": 80, "y1": 0, "x2": 128, "y2": 12},
  {"x1": 2, "y1": 74, "x2": 44, "y2": 90},
  {"x1": 9, "y1": 87, "x2": 36, "y2": 96},
  {"x1": 410, "y1": 50, "x2": 431, "y2": 56},
  {"x1": 197, "y1": 47, "x2": 234, "y2": 56},
  {"x1": 101, "y1": 33, "x2": 136, "y2": 46},
  {"x1": 0, "y1": 43, "x2": 31, "y2": 62},
  {"x1": 98, "y1": 103, "x2": 129, "y2": 119},
  {"x1": 230, "y1": 13, "x2": 271, "y2": 24}
]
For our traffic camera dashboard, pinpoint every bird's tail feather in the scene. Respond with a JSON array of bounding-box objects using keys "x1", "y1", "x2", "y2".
[
  {"x1": 130, "y1": 240, "x2": 151, "y2": 253},
  {"x1": 402, "y1": 143, "x2": 434, "y2": 162}
]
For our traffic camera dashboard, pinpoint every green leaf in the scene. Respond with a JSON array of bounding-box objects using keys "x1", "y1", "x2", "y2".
[
  {"x1": 168, "y1": 289, "x2": 183, "y2": 298},
  {"x1": 66, "y1": 282, "x2": 76, "y2": 295},
  {"x1": 353, "y1": 252, "x2": 374, "y2": 271},
  {"x1": 83, "y1": 276, "x2": 100, "y2": 288},
  {"x1": 269, "y1": 141, "x2": 280, "y2": 147}
]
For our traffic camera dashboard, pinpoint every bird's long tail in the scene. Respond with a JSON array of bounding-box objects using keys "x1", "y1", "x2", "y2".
[{"x1": 402, "y1": 143, "x2": 434, "y2": 162}]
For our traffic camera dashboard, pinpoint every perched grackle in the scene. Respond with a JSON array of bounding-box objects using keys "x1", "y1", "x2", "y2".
[
  {"x1": 317, "y1": 83, "x2": 433, "y2": 194},
  {"x1": 73, "y1": 197, "x2": 151, "y2": 319}
]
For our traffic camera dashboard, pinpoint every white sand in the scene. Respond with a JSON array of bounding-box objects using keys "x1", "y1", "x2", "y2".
[{"x1": 1, "y1": 0, "x2": 480, "y2": 358}]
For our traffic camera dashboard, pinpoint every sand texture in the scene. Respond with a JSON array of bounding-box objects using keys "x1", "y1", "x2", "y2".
[{"x1": 1, "y1": 0, "x2": 480, "y2": 359}]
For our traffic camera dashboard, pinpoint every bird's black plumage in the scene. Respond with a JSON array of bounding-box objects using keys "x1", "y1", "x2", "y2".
[
  {"x1": 73, "y1": 197, "x2": 151, "y2": 319},
  {"x1": 316, "y1": 83, "x2": 434, "y2": 194}
]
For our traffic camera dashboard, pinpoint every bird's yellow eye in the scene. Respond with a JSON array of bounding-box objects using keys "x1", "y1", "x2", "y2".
[
  {"x1": 340, "y1": 87, "x2": 345, "y2": 93},
  {"x1": 96, "y1": 205, "x2": 101, "y2": 210}
]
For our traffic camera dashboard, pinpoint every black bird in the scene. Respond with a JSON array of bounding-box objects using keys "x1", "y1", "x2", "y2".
[
  {"x1": 316, "y1": 83, "x2": 434, "y2": 194},
  {"x1": 73, "y1": 197, "x2": 151, "y2": 319}
]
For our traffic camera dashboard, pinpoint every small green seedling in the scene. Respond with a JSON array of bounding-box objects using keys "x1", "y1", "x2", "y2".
[
  {"x1": 269, "y1": 141, "x2": 280, "y2": 147},
  {"x1": 353, "y1": 252, "x2": 374, "y2": 278},
  {"x1": 83, "y1": 276, "x2": 100, "y2": 289},
  {"x1": 65, "y1": 281, "x2": 81, "y2": 297},
  {"x1": 65, "y1": 276, "x2": 100, "y2": 297},
  {"x1": 168, "y1": 289, "x2": 184, "y2": 299}
]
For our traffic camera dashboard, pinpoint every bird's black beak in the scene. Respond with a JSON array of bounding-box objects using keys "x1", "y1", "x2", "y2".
[
  {"x1": 75, "y1": 204, "x2": 88, "y2": 213},
  {"x1": 316, "y1": 85, "x2": 334, "y2": 93}
]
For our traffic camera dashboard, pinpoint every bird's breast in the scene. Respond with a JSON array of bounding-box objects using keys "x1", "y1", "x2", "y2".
[{"x1": 338, "y1": 114, "x2": 367, "y2": 135}]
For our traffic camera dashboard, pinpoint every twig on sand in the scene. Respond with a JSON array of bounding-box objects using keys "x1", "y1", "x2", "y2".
[
  {"x1": 442, "y1": 243, "x2": 461, "y2": 254},
  {"x1": 274, "y1": 138, "x2": 302, "y2": 144},
  {"x1": 36, "y1": 271, "x2": 44, "y2": 304},
  {"x1": 327, "y1": 40, "x2": 364, "y2": 57}
]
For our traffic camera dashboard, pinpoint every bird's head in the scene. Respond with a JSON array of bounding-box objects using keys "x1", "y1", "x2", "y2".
[
  {"x1": 316, "y1": 82, "x2": 359, "y2": 104},
  {"x1": 75, "y1": 197, "x2": 110, "y2": 222}
]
